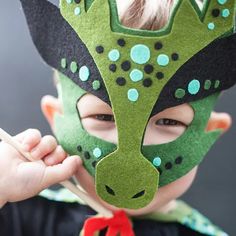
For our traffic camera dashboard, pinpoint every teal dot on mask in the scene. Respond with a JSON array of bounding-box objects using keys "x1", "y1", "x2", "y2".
[
  {"x1": 130, "y1": 44, "x2": 151, "y2": 64},
  {"x1": 92, "y1": 80, "x2": 101, "y2": 90},
  {"x1": 93, "y1": 148, "x2": 102, "y2": 158},
  {"x1": 207, "y1": 22, "x2": 215, "y2": 30},
  {"x1": 108, "y1": 49, "x2": 120, "y2": 62},
  {"x1": 70, "y1": 61, "x2": 78, "y2": 73},
  {"x1": 79, "y1": 66, "x2": 90, "y2": 81},
  {"x1": 153, "y1": 157, "x2": 162, "y2": 167},
  {"x1": 217, "y1": 0, "x2": 227, "y2": 5},
  {"x1": 74, "y1": 7, "x2": 81, "y2": 16},
  {"x1": 157, "y1": 54, "x2": 169, "y2": 66},
  {"x1": 204, "y1": 80, "x2": 211, "y2": 90},
  {"x1": 66, "y1": 0, "x2": 73, "y2": 4},
  {"x1": 130, "y1": 69, "x2": 143, "y2": 82},
  {"x1": 214, "y1": 80, "x2": 220, "y2": 88},
  {"x1": 188, "y1": 79, "x2": 200, "y2": 95},
  {"x1": 128, "y1": 89, "x2": 139, "y2": 102},
  {"x1": 175, "y1": 88, "x2": 185, "y2": 99},
  {"x1": 61, "y1": 58, "x2": 67, "y2": 69},
  {"x1": 222, "y1": 9, "x2": 230, "y2": 18}
]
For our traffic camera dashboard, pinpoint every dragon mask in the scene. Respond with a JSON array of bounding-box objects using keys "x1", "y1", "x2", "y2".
[{"x1": 20, "y1": 0, "x2": 236, "y2": 209}]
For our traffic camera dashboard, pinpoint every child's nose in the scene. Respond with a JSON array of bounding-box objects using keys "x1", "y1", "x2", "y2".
[{"x1": 95, "y1": 151, "x2": 159, "y2": 209}]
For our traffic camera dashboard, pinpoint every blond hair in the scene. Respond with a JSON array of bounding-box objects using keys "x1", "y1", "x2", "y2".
[{"x1": 116, "y1": 0, "x2": 203, "y2": 30}]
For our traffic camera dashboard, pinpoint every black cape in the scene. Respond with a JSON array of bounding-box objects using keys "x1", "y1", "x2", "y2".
[{"x1": 0, "y1": 196, "x2": 205, "y2": 236}]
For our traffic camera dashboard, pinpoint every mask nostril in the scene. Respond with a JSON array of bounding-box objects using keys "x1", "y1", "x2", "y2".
[
  {"x1": 132, "y1": 190, "x2": 145, "y2": 199},
  {"x1": 105, "y1": 185, "x2": 116, "y2": 196}
]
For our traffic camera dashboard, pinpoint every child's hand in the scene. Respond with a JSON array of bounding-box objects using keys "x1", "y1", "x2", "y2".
[{"x1": 0, "y1": 129, "x2": 81, "y2": 206}]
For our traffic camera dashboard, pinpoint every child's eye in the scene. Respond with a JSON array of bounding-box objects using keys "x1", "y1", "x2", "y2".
[
  {"x1": 155, "y1": 118, "x2": 186, "y2": 127},
  {"x1": 94, "y1": 114, "x2": 115, "y2": 122}
]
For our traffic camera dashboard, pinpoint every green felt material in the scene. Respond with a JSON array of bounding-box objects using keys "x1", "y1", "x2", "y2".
[
  {"x1": 55, "y1": 73, "x2": 221, "y2": 208},
  {"x1": 92, "y1": 80, "x2": 101, "y2": 90},
  {"x1": 53, "y1": 0, "x2": 236, "y2": 208},
  {"x1": 204, "y1": 80, "x2": 212, "y2": 90},
  {"x1": 55, "y1": 73, "x2": 117, "y2": 177},
  {"x1": 55, "y1": 73, "x2": 158, "y2": 209},
  {"x1": 70, "y1": 61, "x2": 78, "y2": 73},
  {"x1": 142, "y1": 93, "x2": 221, "y2": 187},
  {"x1": 84, "y1": 0, "x2": 94, "y2": 11},
  {"x1": 96, "y1": 150, "x2": 159, "y2": 209}
]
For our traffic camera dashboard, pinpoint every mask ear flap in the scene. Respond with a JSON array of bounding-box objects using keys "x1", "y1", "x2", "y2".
[{"x1": 20, "y1": 0, "x2": 110, "y2": 105}]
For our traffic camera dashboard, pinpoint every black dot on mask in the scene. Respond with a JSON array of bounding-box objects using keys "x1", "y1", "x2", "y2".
[
  {"x1": 154, "y1": 42, "x2": 163, "y2": 50},
  {"x1": 165, "y1": 162, "x2": 172, "y2": 170},
  {"x1": 109, "y1": 64, "x2": 117, "y2": 72},
  {"x1": 117, "y1": 38, "x2": 126, "y2": 47},
  {"x1": 84, "y1": 151, "x2": 91, "y2": 160},
  {"x1": 96, "y1": 45, "x2": 104, "y2": 54},
  {"x1": 77, "y1": 145, "x2": 82, "y2": 152},
  {"x1": 212, "y1": 9, "x2": 220, "y2": 17},
  {"x1": 121, "y1": 61, "x2": 131, "y2": 71},
  {"x1": 92, "y1": 161, "x2": 97, "y2": 168},
  {"x1": 144, "y1": 64, "x2": 154, "y2": 74},
  {"x1": 116, "y1": 77, "x2": 126, "y2": 86},
  {"x1": 74, "y1": 0, "x2": 81, "y2": 3},
  {"x1": 175, "y1": 156, "x2": 183, "y2": 165},
  {"x1": 156, "y1": 72, "x2": 164, "y2": 80},
  {"x1": 143, "y1": 78, "x2": 153, "y2": 87},
  {"x1": 171, "y1": 53, "x2": 179, "y2": 61},
  {"x1": 105, "y1": 185, "x2": 116, "y2": 196}
]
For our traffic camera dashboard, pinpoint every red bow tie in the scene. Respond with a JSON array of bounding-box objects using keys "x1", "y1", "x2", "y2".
[{"x1": 83, "y1": 210, "x2": 135, "y2": 236}]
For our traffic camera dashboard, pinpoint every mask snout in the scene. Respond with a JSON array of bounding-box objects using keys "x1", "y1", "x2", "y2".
[{"x1": 95, "y1": 152, "x2": 159, "y2": 209}]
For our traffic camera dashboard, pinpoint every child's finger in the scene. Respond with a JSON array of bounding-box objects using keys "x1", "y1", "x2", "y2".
[
  {"x1": 30, "y1": 135, "x2": 57, "y2": 160},
  {"x1": 40, "y1": 156, "x2": 82, "y2": 188},
  {"x1": 14, "y1": 129, "x2": 42, "y2": 151},
  {"x1": 44, "y1": 145, "x2": 67, "y2": 166}
]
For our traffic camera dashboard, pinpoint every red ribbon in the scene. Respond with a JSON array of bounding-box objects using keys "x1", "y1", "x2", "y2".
[{"x1": 83, "y1": 210, "x2": 135, "y2": 236}]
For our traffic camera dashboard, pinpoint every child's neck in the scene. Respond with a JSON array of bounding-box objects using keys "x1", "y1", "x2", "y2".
[{"x1": 155, "y1": 200, "x2": 177, "y2": 214}]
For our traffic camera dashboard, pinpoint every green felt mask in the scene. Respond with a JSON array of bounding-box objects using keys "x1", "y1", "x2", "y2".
[
  {"x1": 19, "y1": 0, "x2": 236, "y2": 209},
  {"x1": 55, "y1": 72, "x2": 221, "y2": 209}
]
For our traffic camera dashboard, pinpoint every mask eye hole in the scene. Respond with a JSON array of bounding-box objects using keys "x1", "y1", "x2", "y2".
[
  {"x1": 143, "y1": 103, "x2": 194, "y2": 146},
  {"x1": 92, "y1": 114, "x2": 115, "y2": 122},
  {"x1": 78, "y1": 95, "x2": 194, "y2": 146},
  {"x1": 77, "y1": 94, "x2": 118, "y2": 144}
]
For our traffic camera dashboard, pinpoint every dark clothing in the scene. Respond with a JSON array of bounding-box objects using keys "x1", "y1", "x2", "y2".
[{"x1": 0, "y1": 196, "x2": 204, "y2": 236}]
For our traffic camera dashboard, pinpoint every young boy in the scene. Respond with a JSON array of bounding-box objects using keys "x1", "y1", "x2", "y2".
[{"x1": 0, "y1": 0, "x2": 235, "y2": 235}]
